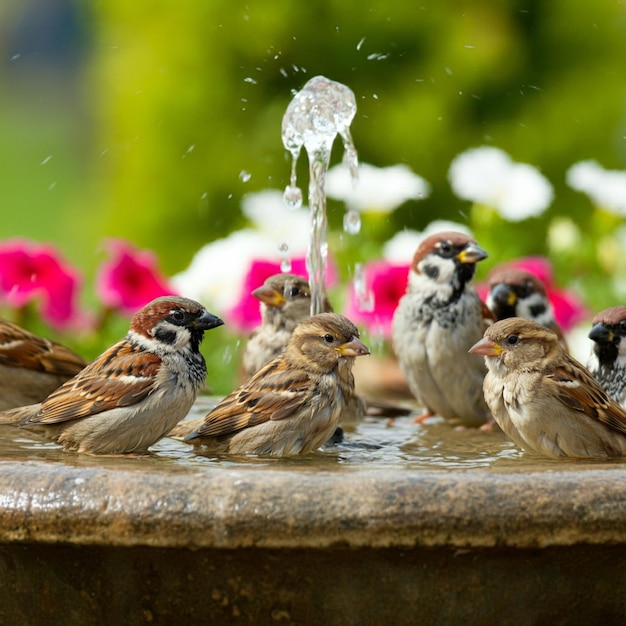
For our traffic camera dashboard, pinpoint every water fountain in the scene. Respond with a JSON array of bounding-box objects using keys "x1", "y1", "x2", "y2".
[{"x1": 1, "y1": 77, "x2": 626, "y2": 624}]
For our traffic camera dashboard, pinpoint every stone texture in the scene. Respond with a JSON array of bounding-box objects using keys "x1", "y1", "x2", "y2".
[{"x1": 1, "y1": 460, "x2": 626, "y2": 549}]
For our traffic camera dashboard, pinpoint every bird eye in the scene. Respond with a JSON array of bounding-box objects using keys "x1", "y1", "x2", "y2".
[
  {"x1": 517, "y1": 282, "x2": 533, "y2": 298},
  {"x1": 286, "y1": 286, "x2": 301, "y2": 297},
  {"x1": 322, "y1": 334, "x2": 335, "y2": 344},
  {"x1": 506, "y1": 335, "x2": 519, "y2": 346},
  {"x1": 170, "y1": 310, "x2": 185, "y2": 322},
  {"x1": 438, "y1": 240, "x2": 454, "y2": 258}
]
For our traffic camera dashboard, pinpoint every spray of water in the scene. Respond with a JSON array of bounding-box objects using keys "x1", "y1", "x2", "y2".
[{"x1": 281, "y1": 76, "x2": 358, "y2": 315}]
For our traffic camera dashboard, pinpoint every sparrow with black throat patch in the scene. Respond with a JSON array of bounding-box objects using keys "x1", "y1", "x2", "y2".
[
  {"x1": 587, "y1": 306, "x2": 626, "y2": 409},
  {"x1": 392, "y1": 231, "x2": 493, "y2": 426},
  {"x1": 486, "y1": 266, "x2": 568, "y2": 352},
  {"x1": 0, "y1": 296, "x2": 223, "y2": 455}
]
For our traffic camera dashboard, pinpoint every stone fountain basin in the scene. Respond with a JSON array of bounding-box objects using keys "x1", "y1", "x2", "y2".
[{"x1": 2, "y1": 452, "x2": 626, "y2": 625}]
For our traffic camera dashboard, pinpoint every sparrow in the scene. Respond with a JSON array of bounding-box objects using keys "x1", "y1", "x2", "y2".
[
  {"x1": 486, "y1": 266, "x2": 568, "y2": 351},
  {"x1": 176, "y1": 313, "x2": 370, "y2": 456},
  {"x1": 0, "y1": 296, "x2": 224, "y2": 455},
  {"x1": 391, "y1": 231, "x2": 493, "y2": 426},
  {"x1": 0, "y1": 318, "x2": 87, "y2": 410},
  {"x1": 469, "y1": 317, "x2": 626, "y2": 459},
  {"x1": 587, "y1": 306, "x2": 626, "y2": 408},
  {"x1": 242, "y1": 273, "x2": 333, "y2": 378}
]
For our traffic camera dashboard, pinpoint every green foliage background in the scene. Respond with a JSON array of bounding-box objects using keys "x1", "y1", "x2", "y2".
[{"x1": 1, "y1": 0, "x2": 626, "y2": 390}]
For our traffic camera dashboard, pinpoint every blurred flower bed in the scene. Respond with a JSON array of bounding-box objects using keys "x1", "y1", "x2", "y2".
[{"x1": 1, "y1": 148, "x2": 622, "y2": 394}]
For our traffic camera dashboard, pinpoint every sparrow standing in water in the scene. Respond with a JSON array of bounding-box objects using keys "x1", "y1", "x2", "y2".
[
  {"x1": 0, "y1": 296, "x2": 223, "y2": 454},
  {"x1": 587, "y1": 306, "x2": 626, "y2": 408},
  {"x1": 391, "y1": 231, "x2": 492, "y2": 426},
  {"x1": 179, "y1": 313, "x2": 369, "y2": 455},
  {"x1": 470, "y1": 317, "x2": 626, "y2": 459},
  {"x1": 0, "y1": 318, "x2": 87, "y2": 410}
]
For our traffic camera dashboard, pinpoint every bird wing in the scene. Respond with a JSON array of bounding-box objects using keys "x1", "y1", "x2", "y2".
[
  {"x1": 0, "y1": 321, "x2": 87, "y2": 377},
  {"x1": 546, "y1": 355, "x2": 626, "y2": 436},
  {"x1": 23, "y1": 340, "x2": 161, "y2": 425},
  {"x1": 186, "y1": 358, "x2": 312, "y2": 439}
]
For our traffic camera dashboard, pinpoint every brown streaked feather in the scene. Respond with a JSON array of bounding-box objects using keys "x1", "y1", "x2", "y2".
[
  {"x1": 547, "y1": 355, "x2": 626, "y2": 436},
  {"x1": 23, "y1": 340, "x2": 161, "y2": 425},
  {"x1": 0, "y1": 320, "x2": 86, "y2": 376},
  {"x1": 190, "y1": 359, "x2": 314, "y2": 438}
]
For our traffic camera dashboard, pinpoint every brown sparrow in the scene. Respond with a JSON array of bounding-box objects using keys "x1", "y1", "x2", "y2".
[
  {"x1": 470, "y1": 317, "x2": 626, "y2": 458},
  {"x1": 178, "y1": 313, "x2": 370, "y2": 455},
  {"x1": 391, "y1": 231, "x2": 493, "y2": 426},
  {"x1": 0, "y1": 296, "x2": 223, "y2": 455},
  {"x1": 0, "y1": 318, "x2": 87, "y2": 410},
  {"x1": 486, "y1": 266, "x2": 568, "y2": 351},
  {"x1": 587, "y1": 306, "x2": 626, "y2": 409},
  {"x1": 242, "y1": 273, "x2": 332, "y2": 377}
]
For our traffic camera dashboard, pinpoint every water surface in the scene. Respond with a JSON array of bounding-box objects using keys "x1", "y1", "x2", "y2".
[{"x1": 1, "y1": 395, "x2": 625, "y2": 476}]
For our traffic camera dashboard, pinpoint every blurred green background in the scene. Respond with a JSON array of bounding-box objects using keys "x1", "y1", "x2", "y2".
[{"x1": 1, "y1": 0, "x2": 626, "y2": 390}]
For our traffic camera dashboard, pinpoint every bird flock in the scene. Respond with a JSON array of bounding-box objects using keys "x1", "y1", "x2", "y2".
[{"x1": 1, "y1": 230, "x2": 625, "y2": 460}]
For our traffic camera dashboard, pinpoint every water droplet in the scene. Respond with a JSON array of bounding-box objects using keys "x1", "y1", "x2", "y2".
[
  {"x1": 239, "y1": 170, "x2": 252, "y2": 183},
  {"x1": 354, "y1": 263, "x2": 374, "y2": 312},
  {"x1": 356, "y1": 37, "x2": 366, "y2": 51},
  {"x1": 244, "y1": 77, "x2": 257, "y2": 84},
  {"x1": 41, "y1": 155, "x2": 52, "y2": 165},
  {"x1": 283, "y1": 185, "x2": 303, "y2": 209},
  {"x1": 278, "y1": 242, "x2": 292, "y2": 271},
  {"x1": 343, "y1": 209, "x2": 361, "y2": 234},
  {"x1": 222, "y1": 346, "x2": 233, "y2": 364}
]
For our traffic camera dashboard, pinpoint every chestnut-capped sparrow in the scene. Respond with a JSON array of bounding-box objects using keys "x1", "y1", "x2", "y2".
[
  {"x1": 0, "y1": 318, "x2": 87, "y2": 410},
  {"x1": 470, "y1": 317, "x2": 626, "y2": 459},
  {"x1": 486, "y1": 266, "x2": 568, "y2": 351},
  {"x1": 176, "y1": 313, "x2": 369, "y2": 456},
  {"x1": 0, "y1": 296, "x2": 223, "y2": 455},
  {"x1": 242, "y1": 273, "x2": 332, "y2": 378},
  {"x1": 587, "y1": 306, "x2": 626, "y2": 408},
  {"x1": 391, "y1": 231, "x2": 493, "y2": 426}
]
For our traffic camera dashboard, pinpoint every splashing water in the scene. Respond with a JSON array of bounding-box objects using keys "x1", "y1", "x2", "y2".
[
  {"x1": 343, "y1": 209, "x2": 361, "y2": 235},
  {"x1": 353, "y1": 262, "x2": 374, "y2": 312},
  {"x1": 278, "y1": 243, "x2": 292, "y2": 272},
  {"x1": 282, "y1": 76, "x2": 358, "y2": 315}
]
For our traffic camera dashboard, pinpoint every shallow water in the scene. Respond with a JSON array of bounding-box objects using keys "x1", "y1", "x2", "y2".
[{"x1": 1, "y1": 395, "x2": 626, "y2": 475}]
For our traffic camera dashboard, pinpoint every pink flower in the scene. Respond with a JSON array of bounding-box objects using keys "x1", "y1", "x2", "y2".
[
  {"x1": 96, "y1": 239, "x2": 177, "y2": 316},
  {"x1": 0, "y1": 239, "x2": 82, "y2": 329},
  {"x1": 344, "y1": 260, "x2": 409, "y2": 338},
  {"x1": 477, "y1": 256, "x2": 588, "y2": 332},
  {"x1": 227, "y1": 256, "x2": 338, "y2": 333}
]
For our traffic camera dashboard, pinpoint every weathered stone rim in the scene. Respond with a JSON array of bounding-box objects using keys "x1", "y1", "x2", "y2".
[{"x1": 1, "y1": 460, "x2": 625, "y2": 550}]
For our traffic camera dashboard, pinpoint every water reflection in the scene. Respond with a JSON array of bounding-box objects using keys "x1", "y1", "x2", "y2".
[{"x1": 1, "y1": 395, "x2": 626, "y2": 474}]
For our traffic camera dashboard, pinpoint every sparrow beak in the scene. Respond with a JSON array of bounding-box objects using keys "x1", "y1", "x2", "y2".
[
  {"x1": 194, "y1": 310, "x2": 224, "y2": 331},
  {"x1": 252, "y1": 285, "x2": 286, "y2": 307},
  {"x1": 468, "y1": 336, "x2": 502, "y2": 357},
  {"x1": 588, "y1": 322, "x2": 615, "y2": 344},
  {"x1": 490, "y1": 283, "x2": 518, "y2": 308},
  {"x1": 456, "y1": 242, "x2": 488, "y2": 264},
  {"x1": 337, "y1": 336, "x2": 370, "y2": 358}
]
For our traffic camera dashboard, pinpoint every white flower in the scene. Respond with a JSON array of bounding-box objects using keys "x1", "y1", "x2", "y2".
[
  {"x1": 241, "y1": 189, "x2": 310, "y2": 253},
  {"x1": 547, "y1": 217, "x2": 581, "y2": 254},
  {"x1": 566, "y1": 160, "x2": 626, "y2": 216},
  {"x1": 449, "y1": 146, "x2": 554, "y2": 221},
  {"x1": 325, "y1": 162, "x2": 430, "y2": 213},
  {"x1": 382, "y1": 221, "x2": 473, "y2": 263},
  {"x1": 172, "y1": 229, "x2": 281, "y2": 314}
]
